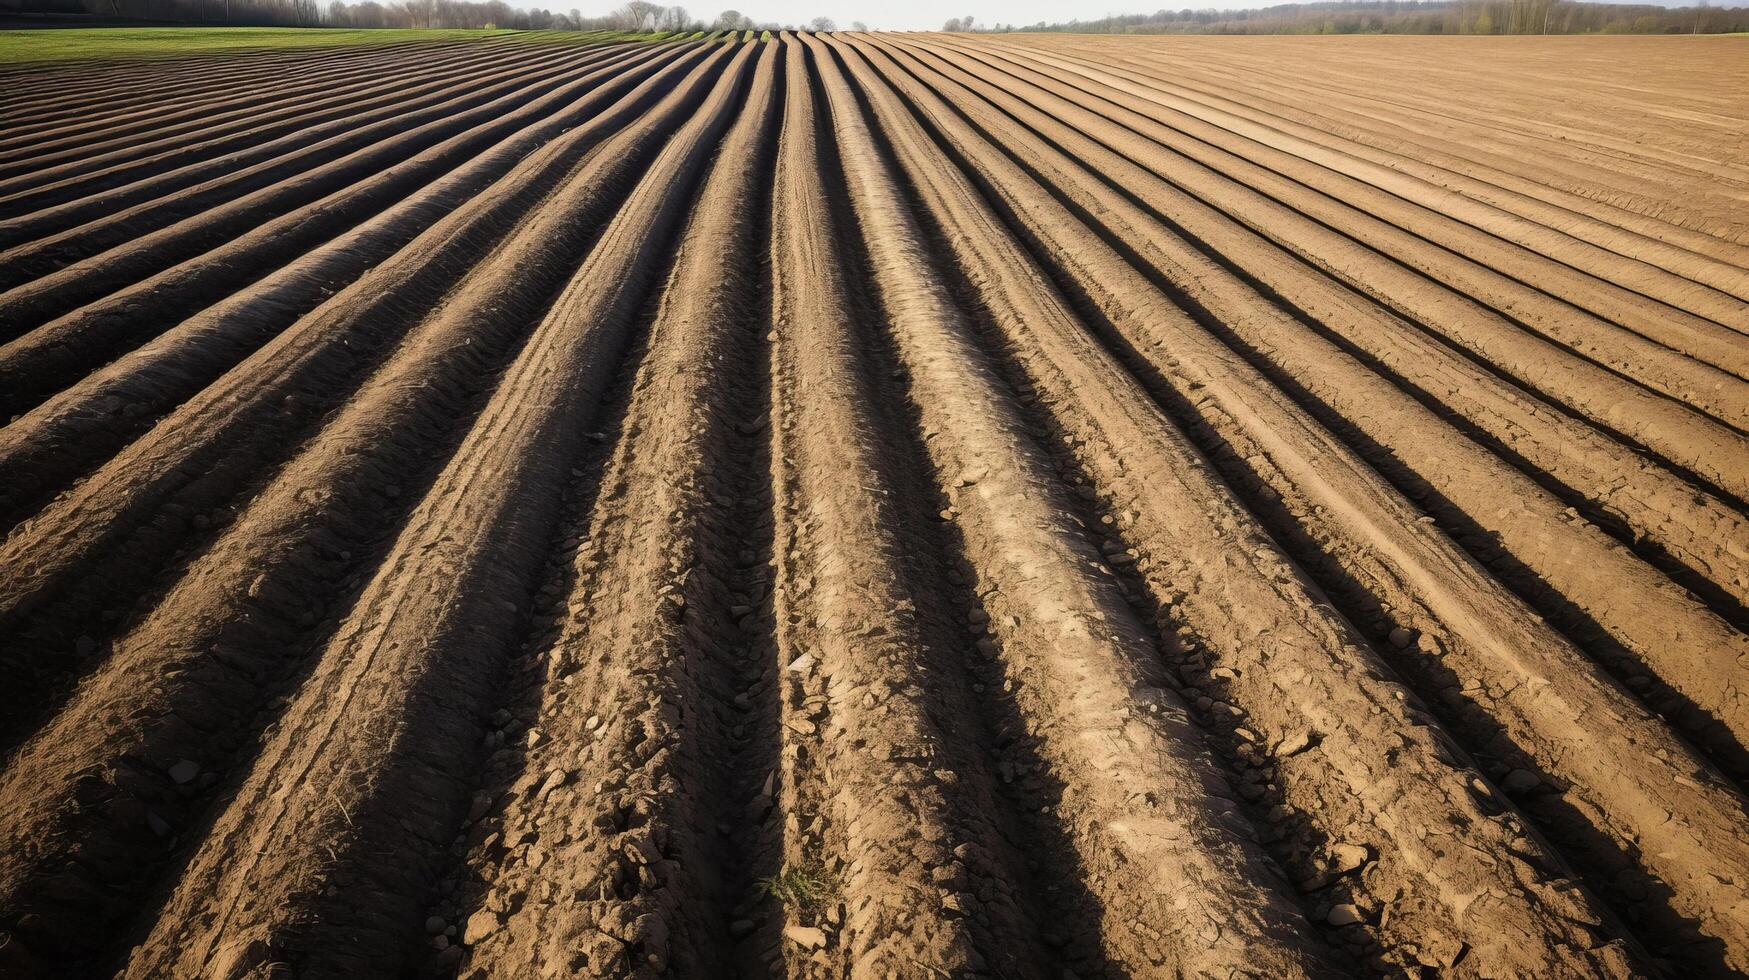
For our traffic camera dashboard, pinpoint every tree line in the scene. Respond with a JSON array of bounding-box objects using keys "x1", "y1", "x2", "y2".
[
  {"x1": 10, "y1": 0, "x2": 856, "y2": 32},
  {"x1": 1000, "y1": 0, "x2": 1749, "y2": 35},
  {"x1": 22, "y1": 0, "x2": 1736, "y2": 36},
  {"x1": 322, "y1": 2, "x2": 848, "y2": 29}
]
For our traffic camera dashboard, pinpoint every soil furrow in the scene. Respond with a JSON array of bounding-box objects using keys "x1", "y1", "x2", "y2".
[
  {"x1": 900, "y1": 29, "x2": 1749, "y2": 608},
  {"x1": 902, "y1": 36, "x2": 1749, "y2": 553},
  {"x1": 999, "y1": 41, "x2": 1749, "y2": 323},
  {"x1": 0, "y1": 42, "x2": 496, "y2": 162},
  {"x1": 0, "y1": 42, "x2": 679, "y2": 425},
  {"x1": 1133, "y1": 51, "x2": 1749, "y2": 270},
  {"x1": 0, "y1": 43, "x2": 662, "y2": 322},
  {"x1": 435, "y1": 43, "x2": 778, "y2": 979},
  {"x1": 0, "y1": 40, "x2": 704, "y2": 534},
  {"x1": 837, "y1": 32, "x2": 1655, "y2": 977},
  {"x1": 937, "y1": 38, "x2": 1749, "y2": 389},
  {"x1": 0, "y1": 39, "x2": 534, "y2": 166},
  {"x1": 0, "y1": 39, "x2": 477, "y2": 125},
  {"x1": 0, "y1": 47, "x2": 741, "y2": 973},
  {"x1": 0, "y1": 41, "x2": 634, "y2": 239},
  {"x1": 966, "y1": 40, "x2": 1749, "y2": 368},
  {"x1": 0, "y1": 42, "x2": 572, "y2": 189},
  {"x1": 4, "y1": 30, "x2": 1745, "y2": 979},
  {"x1": 117, "y1": 37, "x2": 754, "y2": 979},
  {"x1": 745, "y1": 34, "x2": 1058, "y2": 976},
  {"x1": 844, "y1": 32, "x2": 1749, "y2": 970},
  {"x1": 0, "y1": 41, "x2": 732, "y2": 741},
  {"x1": 811, "y1": 31, "x2": 1343, "y2": 977},
  {"x1": 869, "y1": 35, "x2": 1749, "y2": 754},
  {"x1": 1071, "y1": 44, "x2": 1749, "y2": 293}
]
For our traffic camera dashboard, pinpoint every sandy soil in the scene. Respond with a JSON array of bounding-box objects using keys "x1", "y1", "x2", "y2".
[{"x1": 0, "y1": 30, "x2": 1745, "y2": 979}]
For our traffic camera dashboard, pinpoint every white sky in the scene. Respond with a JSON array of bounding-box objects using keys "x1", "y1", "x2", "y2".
[
  {"x1": 582, "y1": 0, "x2": 1288, "y2": 31},
  {"x1": 561, "y1": 0, "x2": 1703, "y2": 34}
]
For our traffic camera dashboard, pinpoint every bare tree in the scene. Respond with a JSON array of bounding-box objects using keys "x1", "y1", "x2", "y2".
[
  {"x1": 714, "y1": 7, "x2": 752, "y2": 28},
  {"x1": 614, "y1": 0, "x2": 662, "y2": 29},
  {"x1": 850, "y1": 19, "x2": 867, "y2": 29},
  {"x1": 808, "y1": 14, "x2": 834, "y2": 30}
]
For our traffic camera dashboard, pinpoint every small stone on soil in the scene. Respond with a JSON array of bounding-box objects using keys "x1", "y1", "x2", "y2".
[
  {"x1": 1330, "y1": 843, "x2": 1369, "y2": 874},
  {"x1": 538, "y1": 769, "x2": 570, "y2": 799},
  {"x1": 1277, "y1": 730, "x2": 1311, "y2": 755},
  {"x1": 783, "y1": 924, "x2": 826, "y2": 949},
  {"x1": 1328, "y1": 904, "x2": 1364, "y2": 927},
  {"x1": 463, "y1": 909, "x2": 501, "y2": 944}
]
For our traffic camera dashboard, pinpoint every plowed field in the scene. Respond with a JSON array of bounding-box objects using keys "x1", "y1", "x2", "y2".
[{"x1": 1, "y1": 29, "x2": 1747, "y2": 979}]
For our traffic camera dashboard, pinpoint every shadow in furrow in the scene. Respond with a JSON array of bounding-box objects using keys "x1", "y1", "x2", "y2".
[
  {"x1": 809, "y1": 37, "x2": 1127, "y2": 979},
  {"x1": 877, "y1": 51, "x2": 1749, "y2": 787},
  {"x1": 0, "y1": 42, "x2": 724, "y2": 752},
  {"x1": 942, "y1": 130, "x2": 1731, "y2": 976}
]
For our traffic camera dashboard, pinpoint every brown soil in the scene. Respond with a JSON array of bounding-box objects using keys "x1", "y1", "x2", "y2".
[{"x1": 1, "y1": 29, "x2": 1746, "y2": 979}]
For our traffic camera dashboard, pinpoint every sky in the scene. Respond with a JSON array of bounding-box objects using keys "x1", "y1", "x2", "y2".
[
  {"x1": 576, "y1": 0, "x2": 1706, "y2": 31},
  {"x1": 624, "y1": 0, "x2": 1291, "y2": 31}
]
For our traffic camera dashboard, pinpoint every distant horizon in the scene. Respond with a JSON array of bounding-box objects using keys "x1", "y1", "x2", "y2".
[
  {"x1": 5, "y1": 0, "x2": 1740, "y2": 32},
  {"x1": 539, "y1": 0, "x2": 1741, "y2": 32}
]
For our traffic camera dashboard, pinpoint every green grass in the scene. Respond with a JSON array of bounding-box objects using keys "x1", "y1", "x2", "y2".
[
  {"x1": 0, "y1": 26, "x2": 675, "y2": 65},
  {"x1": 760, "y1": 861, "x2": 839, "y2": 913}
]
